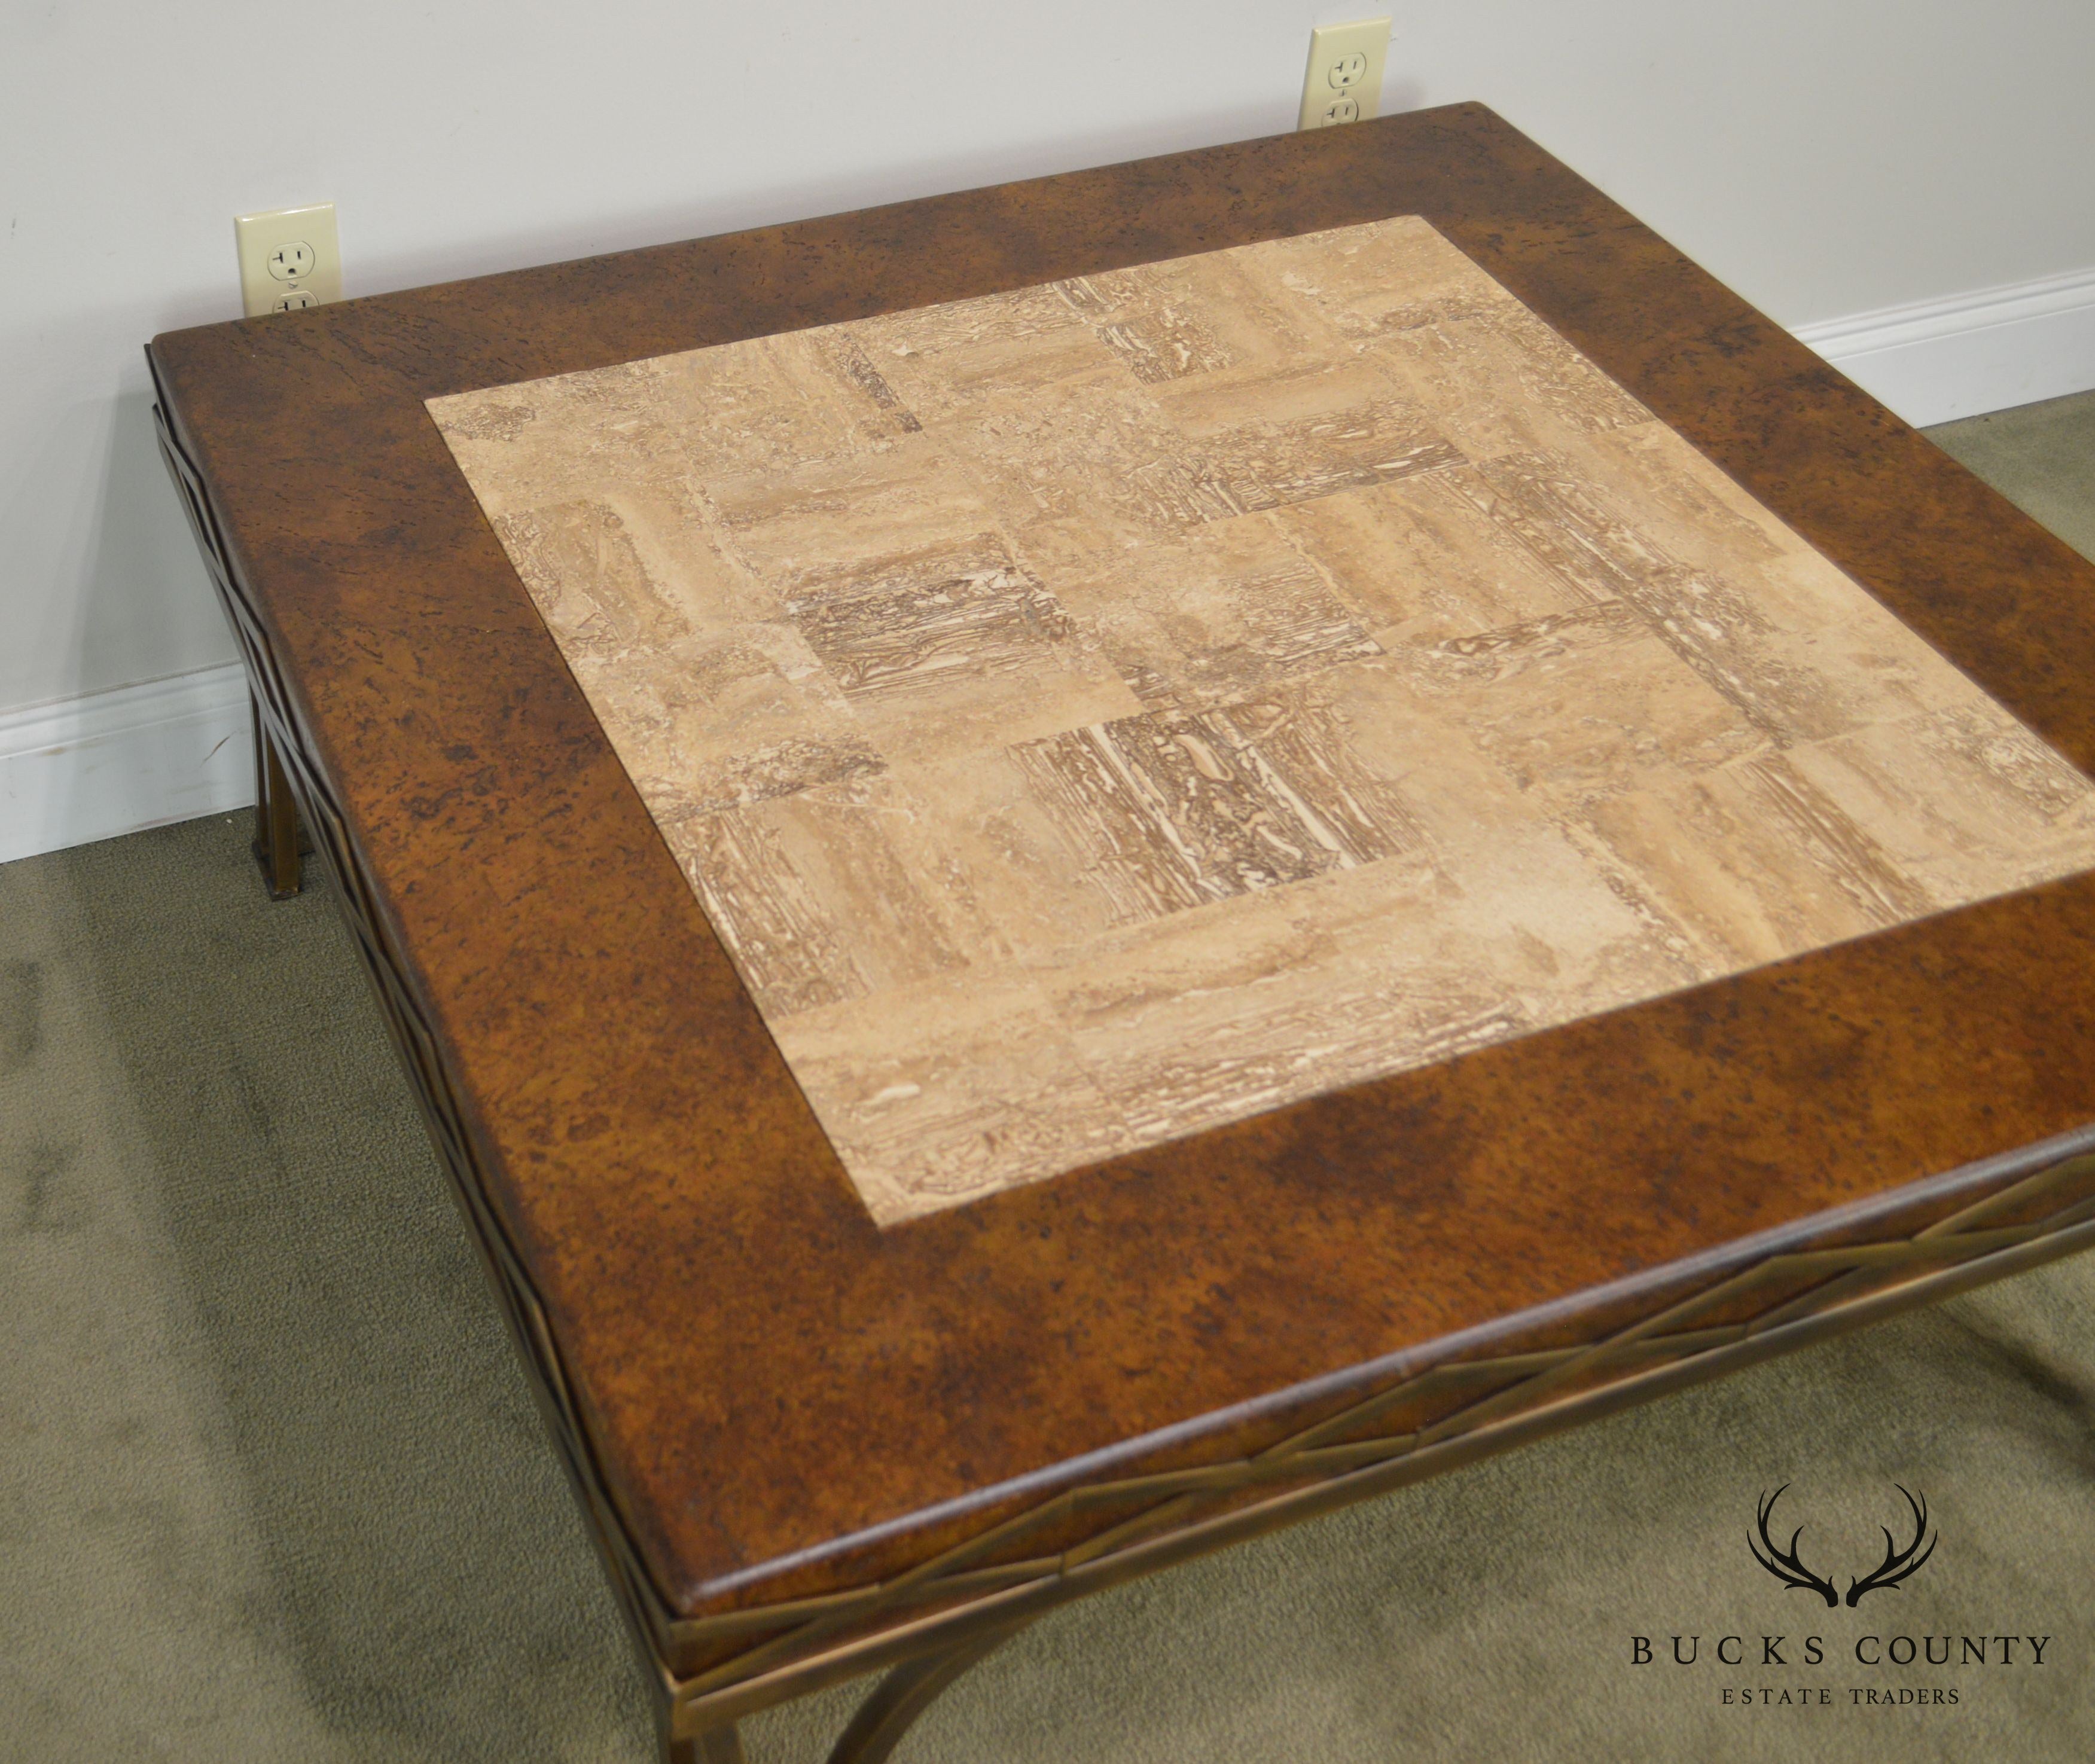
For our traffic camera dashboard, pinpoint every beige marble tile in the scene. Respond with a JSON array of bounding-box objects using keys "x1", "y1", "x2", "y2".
[
  {"x1": 1274, "y1": 466, "x2": 1586, "y2": 648},
  {"x1": 1043, "y1": 514, "x2": 1383, "y2": 713},
  {"x1": 429, "y1": 216, "x2": 2095, "y2": 1225}
]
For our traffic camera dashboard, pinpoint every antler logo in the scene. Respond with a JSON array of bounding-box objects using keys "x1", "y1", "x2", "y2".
[{"x1": 1750, "y1": 1485, "x2": 1937, "y2": 1607}]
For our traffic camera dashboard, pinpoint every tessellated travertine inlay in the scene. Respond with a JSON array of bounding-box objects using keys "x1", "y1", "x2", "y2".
[{"x1": 429, "y1": 218, "x2": 2095, "y2": 1224}]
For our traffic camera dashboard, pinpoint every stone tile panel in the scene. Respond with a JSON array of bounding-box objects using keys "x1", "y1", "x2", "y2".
[{"x1": 430, "y1": 216, "x2": 2095, "y2": 1223}]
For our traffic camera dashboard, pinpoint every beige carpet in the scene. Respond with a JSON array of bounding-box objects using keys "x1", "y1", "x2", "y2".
[{"x1": 2, "y1": 391, "x2": 2091, "y2": 1762}]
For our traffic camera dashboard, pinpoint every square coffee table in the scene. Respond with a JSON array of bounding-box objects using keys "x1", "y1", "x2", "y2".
[{"x1": 148, "y1": 105, "x2": 2095, "y2": 1763}]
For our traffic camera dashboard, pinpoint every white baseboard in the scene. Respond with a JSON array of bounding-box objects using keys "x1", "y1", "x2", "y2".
[
  {"x1": 3, "y1": 265, "x2": 2091, "y2": 868},
  {"x1": 0, "y1": 664, "x2": 252, "y2": 866},
  {"x1": 1793, "y1": 264, "x2": 2095, "y2": 428}
]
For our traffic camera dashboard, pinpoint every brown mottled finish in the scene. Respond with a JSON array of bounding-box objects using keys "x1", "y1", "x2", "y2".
[{"x1": 150, "y1": 102, "x2": 2095, "y2": 1675}]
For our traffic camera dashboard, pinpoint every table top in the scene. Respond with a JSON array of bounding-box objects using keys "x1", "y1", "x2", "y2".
[{"x1": 150, "y1": 103, "x2": 2095, "y2": 1652}]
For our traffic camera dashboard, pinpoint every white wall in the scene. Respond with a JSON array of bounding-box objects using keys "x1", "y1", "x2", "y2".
[{"x1": 4, "y1": 0, "x2": 2093, "y2": 730}]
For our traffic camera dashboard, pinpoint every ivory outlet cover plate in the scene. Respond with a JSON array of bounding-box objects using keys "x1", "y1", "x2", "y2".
[
  {"x1": 1298, "y1": 19, "x2": 1391, "y2": 130},
  {"x1": 234, "y1": 203, "x2": 341, "y2": 318}
]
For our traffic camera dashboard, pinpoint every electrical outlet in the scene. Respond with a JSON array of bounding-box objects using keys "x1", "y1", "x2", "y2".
[
  {"x1": 1298, "y1": 20, "x2": 1391, "y2": 130},
  {"x1": 267, "y1": 240, "x2": 316, "y2": 282},
  {"x1": 234, "y1": 203, "x2": 341, "y2": 318}
]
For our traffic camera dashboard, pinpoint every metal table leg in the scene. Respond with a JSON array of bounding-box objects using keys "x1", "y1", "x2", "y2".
[{"x1": 249, "y1": 695, "x2": 302, "y2": 899}]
